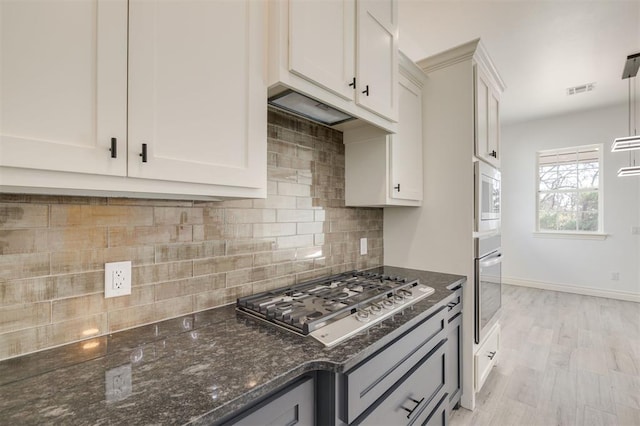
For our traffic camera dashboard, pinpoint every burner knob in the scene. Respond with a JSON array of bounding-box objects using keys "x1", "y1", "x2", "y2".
[
  {"x1": 369, "y1": 303, "x2": 383, "y2": 315},
  {"x1": 399, "y1": 289, "x2": 414, "y2": 299},
  {"x1": 356, "y1": 310, "x2": 370, "y2": 322}
]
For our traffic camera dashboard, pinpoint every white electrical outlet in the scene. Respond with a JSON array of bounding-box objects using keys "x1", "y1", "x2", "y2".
[
  {"x1": 611, "y1": 272, "x2": 620, "y2": 281},
  {"x1": 360, "y1": 238, "x2": 368, "y2": 255},
  {"x1": 105, "y1": 261, "x2": 132, "y2": 298},
  {"x1": 105, "y1": 364, "x2": 132, "y2": 403}
]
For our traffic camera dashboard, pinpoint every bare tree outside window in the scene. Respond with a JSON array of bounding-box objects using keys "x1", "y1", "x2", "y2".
[{"x1": 537, "y1": 145, "x2": 601, "y2": 232}]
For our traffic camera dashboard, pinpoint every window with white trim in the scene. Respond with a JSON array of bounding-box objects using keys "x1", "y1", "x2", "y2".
[{"x1": 536, "y1": 144, "x2": 602, "y2": 233}]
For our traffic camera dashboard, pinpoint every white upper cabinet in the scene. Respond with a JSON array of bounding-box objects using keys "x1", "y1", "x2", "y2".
[
  {"x1": 289, "y1": 0, "x2": 355, "y2": 100},
  {"x1": 344, "y1": 53, "x2": 423, "y2": 207},
  {"x1": 389, "y1": 68, "x2": 423, "y2": 202},
  {"x1": 355, "y1": 0, "x2": 398, "y2": 120},
  {"x1": 0, "y1": 0, "x2": 266, "y2": 200},
  {"x1": 0, "y1": 0, "x2": 127, "y2": 177},
  {"x1": 474, "y1": 64, "x2": 501, "y2": 168},
  {"x1": 127, "y1": 0, "x2": 265, "y2": 189},
  {"x1": 269, "y1": 0, "x2": 399, "y2": 131},
  {"x1": 419, "y1": 40, "x2": 504, "y2": 170}
]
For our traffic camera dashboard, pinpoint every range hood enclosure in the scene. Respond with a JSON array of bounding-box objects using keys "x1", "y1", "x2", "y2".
[{"x1": 268, "y1": 90, "x2": 356, "y2": 126}]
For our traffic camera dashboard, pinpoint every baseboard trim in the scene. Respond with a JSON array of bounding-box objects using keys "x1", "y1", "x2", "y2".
[{"x1": 503, "y1": 277, "x2": 640, "y2": 303}]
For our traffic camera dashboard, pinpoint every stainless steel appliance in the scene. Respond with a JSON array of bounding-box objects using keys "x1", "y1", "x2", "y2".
[
  {"x1": 475, "y1": 160, "x2": 501, "y2": 232},
  {"x1": 474, "y1": 234, "x2": 502, "y2": 344},
  {"x1": 237, "y1": 271, "x2": 435, "y2": 347}
]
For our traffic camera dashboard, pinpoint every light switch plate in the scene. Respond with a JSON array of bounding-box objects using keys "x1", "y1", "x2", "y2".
[{"x1": 105, "y1": 261, "x2": 132, "y2": 298}]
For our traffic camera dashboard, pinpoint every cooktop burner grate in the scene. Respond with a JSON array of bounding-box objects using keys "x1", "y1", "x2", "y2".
[{"x1": 236, "y1": 271, "x2": 422, "y2": 336}]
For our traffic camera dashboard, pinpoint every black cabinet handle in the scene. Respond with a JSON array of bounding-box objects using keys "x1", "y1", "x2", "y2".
[
  {"x1": 349, "y1": 77, "x2": 356, "y2": 88},
  {"x1": 140, "y1": 143, "x2": 148, "y2": 163},
  {"x1": 447, "y1": 301, "x2": 458, "y2": 310},
  {"x1": 489, "y1": 150, "x2": 497, "y2": 158},
  {"x1": 394, "y1": 184, "x2": 400, "y2": 192},
  {"x1": 488, "y1": 351, "x2": 496, "y2": 360},
  {"x1": 110, "y1": 138, "x2": 117, "y2": 158},
  {"x1": 401, "y1": 396, "x2": 424, "y2": 419},
  {"x1": 362, "y1": 85, "x2": 369, "y2": 96}
]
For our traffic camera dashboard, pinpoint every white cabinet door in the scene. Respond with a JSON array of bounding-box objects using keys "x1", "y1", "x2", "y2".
[
  {"x1": 475, "y1": 68, "x2": 489, "y2": 160},
  {"x1": 389, "y1": 73, "x2": 422, "y2": 202},
  {"x1": 488, "y1": 91, "x2": 500, "y2": 166},
  {"x1": 475, "y1": 323, "x2": 500, "y2": 392},
  {"x1": 0, "y1": 0, "x2": 127, "y2": 176},
  {"x1": 474, "y1": 66, "x2": 500, "y2": 168},
  {"x1": 127, "y1": 0, "x2": 266, "y2": 189},
  {"x1": 289, "y1": 0, "x2": 355, "y2": 101},
  {"x1": 356, "y1": 0, "x2": 398, "y2": 121}
]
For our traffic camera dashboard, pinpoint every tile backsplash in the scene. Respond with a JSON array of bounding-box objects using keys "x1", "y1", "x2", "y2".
[{"x1": 0, "y1": 107, "x2": 383, "y2": 360}]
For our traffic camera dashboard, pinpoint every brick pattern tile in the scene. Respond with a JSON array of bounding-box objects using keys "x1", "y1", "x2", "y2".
[{"x1": 0, "y1": 107, "x2": 383, "y2": 360}]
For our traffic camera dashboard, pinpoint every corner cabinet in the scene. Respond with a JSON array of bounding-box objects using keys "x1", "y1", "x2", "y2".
[
  {"x1": 269, "y1": 0, "x2": 398, "y2": 131},
  {"x1": 0, "y1": 0, "x2": 266, "y2": 200},
  {"x1": 344, "y1": 52, "x2": 424, "y2": 207}
]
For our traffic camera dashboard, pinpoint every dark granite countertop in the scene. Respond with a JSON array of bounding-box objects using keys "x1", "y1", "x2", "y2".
[{"x1": 0, "y1": 266, "x2": 464, "y2": 425}]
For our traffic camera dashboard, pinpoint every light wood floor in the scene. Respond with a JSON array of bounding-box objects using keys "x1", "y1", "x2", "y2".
[{"x1": 451, "y1": 284, "x2": 640, "y2": 426}]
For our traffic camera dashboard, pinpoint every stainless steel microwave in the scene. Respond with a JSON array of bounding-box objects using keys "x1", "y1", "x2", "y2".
[{"x1": 475, "y1": 161, "x2": 501, "y2": 232}]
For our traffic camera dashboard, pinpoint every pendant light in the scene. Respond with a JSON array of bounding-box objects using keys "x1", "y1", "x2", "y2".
[
  {"x1": 617, "y1": 165, "x2": 640, "y2": 176},
  {"x1": 613, "y1": 53, "x2": 640, "y2": 177}
]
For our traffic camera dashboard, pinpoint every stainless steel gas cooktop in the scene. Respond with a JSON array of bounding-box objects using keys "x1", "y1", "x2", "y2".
[{"x1": 236, "y1": 270, "x2": 435, "y2": 347}]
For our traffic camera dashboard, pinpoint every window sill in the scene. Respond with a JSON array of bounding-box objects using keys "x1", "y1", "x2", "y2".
[{"x1": 533, "y1": 231, "x2": 608, "y2": 240}]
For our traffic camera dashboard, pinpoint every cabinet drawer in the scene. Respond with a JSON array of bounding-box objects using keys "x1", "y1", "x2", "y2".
[
  {"x1": 344, "y1": 307, "x2": 447, "y2": 423},
  {"x1": 474, "y1": 323, "x2": 500, "y2": 392},
  {"x1": 357, "y1": 339, "x2": 447, "y2": 425},
  {"x1": 226, "y1": 376, "x2": 314, "y2": 426}
]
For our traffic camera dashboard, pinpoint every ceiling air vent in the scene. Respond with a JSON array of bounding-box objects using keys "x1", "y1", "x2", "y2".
[{"x1": 566, "y1": 83, "x2": 596, "y2": 96}]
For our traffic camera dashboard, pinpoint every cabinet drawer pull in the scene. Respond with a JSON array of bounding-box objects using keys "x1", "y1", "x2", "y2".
[
  {"x1": 488, "y1": 351, "x2": 496, "y2": 360},
  {"x1": 140, "y1": 143, "x2": 148, "y2": 163},
  {"x1": 349, "y1": 77, "x2": 356, "y2": 88},
  {"x1": 362, "y1": 85, "x2": 369, "y2": 96},
  {"x1": 394, "y1": 184, "x2": 400, "y2": 192},
  {"x1": 401, "y1": 396, "x2": 424, "y2": 419},
  {"x1": 110, "y1": 138, "x2": 117, "y2": 158},
  {"x1": 489, "y1": 150, "x2": 497, "y2": 158},
  {"x1": 447, "y1": 301, "x2": 458, "y2": 310}
]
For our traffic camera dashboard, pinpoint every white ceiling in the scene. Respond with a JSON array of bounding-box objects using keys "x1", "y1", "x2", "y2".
[{"x1": 398, "y1": 0, "x2": 640, "y2": 125}]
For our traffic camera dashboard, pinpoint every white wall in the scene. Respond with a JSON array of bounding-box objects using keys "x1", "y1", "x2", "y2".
[{"x1": 502, "y1": 103, "x2": 640, "y2": 299}]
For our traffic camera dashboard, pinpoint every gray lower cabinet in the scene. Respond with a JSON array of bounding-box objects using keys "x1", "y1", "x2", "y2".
[
  {"x1": 222, "y1": 285, "x2": 463, "y2": 426},
  {"x1": 356, "y1": 340, "x2": 447, "y2": 426},
  {"x1": 224, "y1": 376, "x2": 314, "y2": 426},
  {"x1": 343, "y1": 307, "x2": 448, "y2": 423}
]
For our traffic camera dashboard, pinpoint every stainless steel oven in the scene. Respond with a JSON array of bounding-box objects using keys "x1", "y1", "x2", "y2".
[
  {"x1": 475, "y1": 160, "x2": 501, "y2": 232},
  {"x1": 474, "y1": 234, "x2": 502, "y2": 344}
]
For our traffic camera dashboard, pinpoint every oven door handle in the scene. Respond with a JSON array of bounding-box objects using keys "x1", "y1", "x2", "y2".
[{"x1": 479, "y1": 253, "x2": 503, "y2": 268}]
